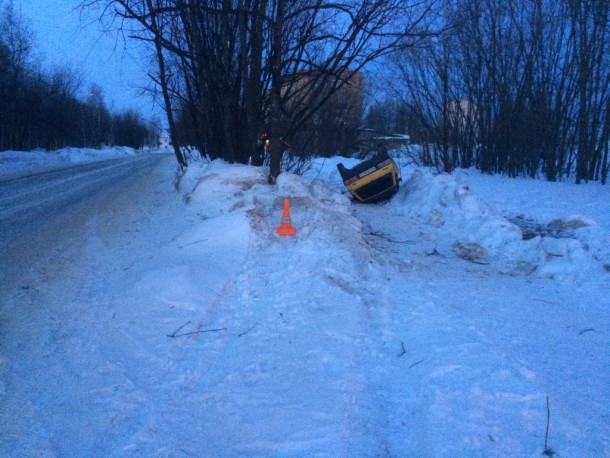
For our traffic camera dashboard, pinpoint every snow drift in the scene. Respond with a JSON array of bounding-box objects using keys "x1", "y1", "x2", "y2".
[{"x1": 1, "y1": 148, "x2": 608, "y2": 457}]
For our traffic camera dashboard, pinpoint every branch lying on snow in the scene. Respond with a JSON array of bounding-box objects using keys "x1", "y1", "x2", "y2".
[
  {"x1": 368, "y1": 230, "x2": 417, "y2": 244},
  {"x1": 534, "y1": 298, "x2": 558, "y2": 305},
  {"x1": 167, "y1": 320, "x2": 191, "y2": 336},
  {"x1": 462, "y1": 258, "x2": 491, "y2": 265},
  {"x1": 173, "y1": 328, "x2": 227, "y2": 337},
  {"x1": 167, "y1": 320, "x2": 227, "y2": 338},
  {"x1": 543, "y1": 396, "x2": 555, "y2": 456},
  {"x1": 396, "y1": 341, "x2": 406, "y2": 357},
  {"x1": 365, "y1": 241, "x2": 388, "y2": 253},
  {"x1": 426, "y1": 248, "x2": 444, "y2": 256},
  {"x1": 238, "y1": 324, "x2": 258, "y2": 337},
  {"x1": 396, "y1": 341, "x2": 424, "y2": 367},
  {"x1": 579, "y1": 328, "x2": 595, "y2": 335},
  {"x1": 408, "y1": 359, "x2": 424, "y2": 368},
  {"x1": 177, "y1": 239, "x2": 207, "y2": 249}
]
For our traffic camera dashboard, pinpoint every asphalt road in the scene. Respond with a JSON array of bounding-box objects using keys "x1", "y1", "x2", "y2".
[{"x1": 0, "y1": 153, "x2": 168, "y2": 287}]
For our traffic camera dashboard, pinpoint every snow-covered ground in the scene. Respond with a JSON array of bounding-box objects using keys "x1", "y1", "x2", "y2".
[
  {"x1": 0, "y1": 147, "x2": 154, "y2": 179},
  {"x1": 0, "y1": 147, "x2": 608, "y2": 457}
]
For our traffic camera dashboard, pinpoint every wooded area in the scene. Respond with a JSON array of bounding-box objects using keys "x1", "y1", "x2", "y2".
[
  {"x1": 4, "y1": 1, "x2": 607, "y2": 184},
  {"x1": 380, "y1": 0, "x2": 609, "y2": 183},
  {"x1": 88, "y1": 0, "x2": 608, "y2": 184},
  {"x1": 87, "y1": 0, "x2": 435, "y2": 180},
  {"x1": 0, "y1": 3, "x2": 156, "y2": 152}
]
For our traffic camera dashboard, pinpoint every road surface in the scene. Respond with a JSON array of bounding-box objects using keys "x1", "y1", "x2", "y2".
[{"x1": 0, "y1": 154, "x2": 169, "y2": 289}]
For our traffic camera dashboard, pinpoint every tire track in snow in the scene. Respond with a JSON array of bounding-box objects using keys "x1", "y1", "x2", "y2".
[
  {"x1": 0, "y1": 155, "x2": 176, "y2": 456},
  {"x1": 352, "y1": 202, "x2": 553, "y2": 456},
  {"x1": 121, "y1": 196, "x2": 394, "y2": 456}
]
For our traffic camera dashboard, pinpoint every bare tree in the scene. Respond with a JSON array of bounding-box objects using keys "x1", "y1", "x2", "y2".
[
  {"x1": 565, "y1": 0, "x2": 610, "y2": 183},
  {"x1": 388, "y1": 0, "x2": 609, "y2": 184},
  {"x1": 82, "y1": 0, "x2": 437, "y2": 182},
  {"x1": 265, "y1": 0, "x2": 436, "y2": 182}
]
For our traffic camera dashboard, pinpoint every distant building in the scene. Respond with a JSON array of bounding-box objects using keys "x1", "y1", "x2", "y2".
[
  {"x1": 159, "y1": 129, "x2": 172, "y2": 149},
  {"x1": 446, "y1": 98, "x2": 479, "y2": 140},
  {"x1": 281, "y1": 70, "x2": 364, "y2": 155}
]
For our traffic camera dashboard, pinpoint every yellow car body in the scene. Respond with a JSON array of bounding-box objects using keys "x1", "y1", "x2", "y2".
[{"x1": 337, "y1": 153, "x2": 400, "y2": 203}]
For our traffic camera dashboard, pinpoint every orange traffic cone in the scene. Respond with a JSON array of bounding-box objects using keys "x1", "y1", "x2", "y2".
[{"x1": 276, "y1": 198, "x2": 297, "y2": 236}]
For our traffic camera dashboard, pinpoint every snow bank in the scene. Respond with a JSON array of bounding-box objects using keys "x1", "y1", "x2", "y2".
[
  {"x1": 388, "y1": 167, "x2": 610, "y2": 280},
  {"x1": 298, "y1": 153, "x2": 610, "y2": 281},
  {"x1": 182, "y1": 159, "x2": 361, "y2": 253}
]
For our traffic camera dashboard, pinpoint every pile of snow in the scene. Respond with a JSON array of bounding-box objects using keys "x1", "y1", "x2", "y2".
[
  {"x1": 395, "y1": 169, "x2": 609, "y2": 280},
  {"x1": 180, "y1": 158, "x2": 364, "y2": 257},
  {"x1": 304, "y1": 155, "x2": 610, "y2": 282}
]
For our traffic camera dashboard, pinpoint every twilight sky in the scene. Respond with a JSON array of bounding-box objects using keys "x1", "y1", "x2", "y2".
[{"x1": 16, "y1": 0, "x2": 161, "y2": 119}]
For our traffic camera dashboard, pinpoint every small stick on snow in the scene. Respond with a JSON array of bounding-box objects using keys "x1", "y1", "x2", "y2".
[
  {"x1": 167, "y1": 321, "x2": 191, "y2": 337},
  {"x1": 543, "y1": 396, "x2": 555, "y2": 456},
  {"x1": 167, "y1": 321, "x2": 227, "y2": 338},
  {"x1": 408, "y1": 359, "x2": 424, "y2": 368},
  {"x1": 170, "y1": 328, "x2": 227, "y2": 337},
  {"x1": 239, "y1": 325, "x2": 257, "y2": 337},
  {"x1": 368, "y1": 230, "x2": 416, "y2": 244},
  {"x1": 397, "y1": 341, "x2": 406, "y2": 357}
]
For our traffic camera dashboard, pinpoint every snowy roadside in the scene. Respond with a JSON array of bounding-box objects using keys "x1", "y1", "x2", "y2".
[
  {"x1": 1, "y1": 149, "x2": 609, "y2": 456},
  {"x1": 0, "y1": 147, "x2": 163, "y2": 179}
]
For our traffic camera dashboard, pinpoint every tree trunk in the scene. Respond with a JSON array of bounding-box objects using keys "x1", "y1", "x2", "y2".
[
  {"x1": 146, "y1": 0, "x2": 186, "y2": 168},
  {"x1": 244, "y1": 0, "x2": 267, "y2": 166},
  {"x1": 268, "y1": 0, "x2": 285, "y2": 184}
]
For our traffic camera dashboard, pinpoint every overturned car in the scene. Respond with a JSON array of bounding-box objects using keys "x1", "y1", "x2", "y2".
[{"x1": 337, "y1": 152, "x2": 400, "y2": 203}]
